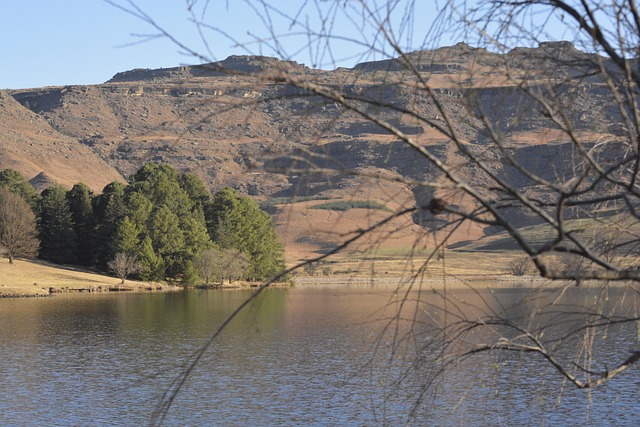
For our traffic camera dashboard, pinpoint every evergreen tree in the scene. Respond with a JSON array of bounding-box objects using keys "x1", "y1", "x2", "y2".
[
  {"x1": 94, "y1": 182, "x2": 127, "y2": 267},
  {"x1": 137, "y1": 236, "x2": 164, "y2": 281},
  {"x1": 124, "y1": 163, "x2": 214, "y2": 279},
  {"x1": 92, "y1": 181, "x2": 126, "y2": 223},
  {"x1": 114, "y1": 216, "x2": 140, "y2": 255},
  {"x1": 128, "y1": 163, "x2": 193, "y2": 221},
  {"x1": 124, "y1": 191, "x2": 153, "y2": 230},
  {"x1": 179, "y1": 173, "x2": 211, "y2": 209},
  {"x1": 39, "y1": 185, "x2": 76, "y2": 264},
  {"x1": 66, "y1": 183, "x2": 95, "y2": 266},
  {"x1": 207, "y1": 187, "x2": 285, "y2": 280},
  {"x1": 150, "y1": 205, "x2": 185, "y2": 277},
  {"x1": 0, "y1": 169, "x2": 40, "y2": 211},
  {"x1": 181, "y1": 207, "x2": 213, "y2": 259}
]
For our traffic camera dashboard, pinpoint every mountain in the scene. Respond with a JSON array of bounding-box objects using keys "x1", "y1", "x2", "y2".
[{"x1": 3, "y1": 42, "x2": 626, "y2": 261}]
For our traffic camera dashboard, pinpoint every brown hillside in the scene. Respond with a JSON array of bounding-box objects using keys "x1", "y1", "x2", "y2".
[
  {"x1": 0, "y1": 91, "x2": 124, "y2": 191},
  {"x1": 3, "y1": 43, "x2": 626, "y2": 261}
]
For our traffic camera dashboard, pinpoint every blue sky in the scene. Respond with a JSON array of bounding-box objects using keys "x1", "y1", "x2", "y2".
[
  {"x1": 0, "y1": 1, "x2": 455, "y2": 89},
  {"x1": 1, "y1": 1, "x2": 578, "y2": 90}
]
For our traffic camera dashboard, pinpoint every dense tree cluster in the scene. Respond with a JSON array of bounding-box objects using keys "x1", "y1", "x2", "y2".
[{"x1": 0, "y1": 164, "x2": 285, "y2": 283}]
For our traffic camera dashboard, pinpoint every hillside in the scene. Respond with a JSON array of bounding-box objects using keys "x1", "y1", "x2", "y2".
[
  {"x1": 0, "y1": 259, "x2": 166, "y2": 296},
  {"x1": 2, "y1": 42, "x2": 628, "y2": 262}
]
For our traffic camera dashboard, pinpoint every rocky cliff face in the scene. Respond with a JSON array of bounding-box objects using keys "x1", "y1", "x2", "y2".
[{"x1": 4, "y1": 42, "x2": 628, "y2": 260}]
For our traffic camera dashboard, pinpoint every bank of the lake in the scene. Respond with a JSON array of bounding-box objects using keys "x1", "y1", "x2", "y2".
[
  {"x1": 0, "y1": 257, "x2": 602, "y2": 298},
  {"x1": 0, "y1": 259, "x2": 178, "y2": 297}
]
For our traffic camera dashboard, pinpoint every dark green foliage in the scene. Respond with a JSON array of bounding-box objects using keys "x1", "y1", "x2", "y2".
[
  {"x1": 179, "y1": 173, "x2": 211, "y2": 208},
  {"x1": 39, "y1": 185, "x2": 76, "y2": 264},
  {"x1": 92, "y1": 182, "x2": 126, "y2": 223},
  {"x1": 310, "y1": 200, "x2": 392, "y2": 212},
  {"x1": 128, "y1": 163, "x2": 192, "y2": 221},
  {"x1": 124, "y1": 164, "x2": 213, "y2": 279},
  {"x1": 180, "y1": 259, "x2": 199, "y2": 286},
  {"x1": 207, "y1": 187, "x2": 285, "y2": 280},
  {"x1": 136, "y1": 236, "x2": 164, "y2": 281},
  {"x1": 262, "y1": 195, "x2": 332, "y2": 206},
  {"x1": 181, "y1": 209, "x2": 213, "y2": 258},
  {"x1": 66, "y1": 183, "x2": 95, "y2": 266},
  {"x1": 113, "y1": 216, "x2": 140, "y2": 255},
  {"x1": 93, "y1": 182, "x2": 127, "y2": 267},
  {"x1": 0, "y1": 169, "x2": 40, "y2": 211},
  {"x1": 151, "y1": 205, "x2": 185, "y2": 276},
  {"x1": 24, "y1": 164, "x2": 280, "y2": 283}
]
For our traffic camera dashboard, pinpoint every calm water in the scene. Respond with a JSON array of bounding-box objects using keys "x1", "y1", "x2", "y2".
[{"x1": 1, "y1": 286, "x2": 639, "y2": 426}]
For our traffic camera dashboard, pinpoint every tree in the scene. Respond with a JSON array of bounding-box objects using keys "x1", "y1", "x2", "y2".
[
  {"x1": 207, "y1": 187, "x2": 285, "y2": 280},
  {"x1": 128, "y1": 163, "x2": 193, "y2": 221},
  {"x1": 193, "y1": 247, "x2": 250, "y2": 284},
  {"x1": 93, "y1": 182, "x2": 127, "y2": 266},
  {"x1": 38, "y1": 185, "x2": 76, "y2": 264},
  {"x1": 136, "y1": 236, "x2": 164, "y2": 281},
  {"x1": 0, "y1": 169, "x2": 40, "y2": 211},
  {"x1": 150, "y1": 204, "x2": 185, "y2": 277},
  {"x1": 124, "y1": 163, "x2": 214, "y2": 279},
  {"x1": 193, "y1": 247, "x2": 224, "y2": 285},
  {"x1": 113, "y1": 1, "x2": 640, "y2": 424},
  {"x1": 66, "y1": 183, "x2": 96, "y2": 266},
  {"x1": 0, "y1": 187, "x2": 39, "y2": 263},
  {"x1": 107, "y1": 252, "x2": 142, "y2": 284},
  {"x1": 179, "y1": 173, "x2": 210, "y2": 209}
]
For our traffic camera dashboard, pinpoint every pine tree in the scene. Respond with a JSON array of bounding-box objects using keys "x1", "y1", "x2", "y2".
[
  {"x1": 207, "y1": 187, "x2": 285, "y2": 280},
  {"x1": 66, "y1": 183, "x2": 96, "y2": 265},
  {"x1": 94, "y1": 182, "x2": 127, "y2": 266},
  {"x1": 39, "y1": 185, "x2": 76, "y2": 264},
  {"x1": 114, "y1": 216, "x2": 140, "y2": 255},
  {"x1": 181, "y1": 207, "x2": 213, "y2": 259},
  {"x1": 137, "y1": 236, "x2": 164, "y2": 281},
  {"x1": 0, "y1": 169, "x2": 40, "y2": 211},
  {"x1": 150, "y1": 205, "x2": 185, "y2": 277},
  {"x1": 179, "y1": 173, "x2": 211, "y2": 209}
]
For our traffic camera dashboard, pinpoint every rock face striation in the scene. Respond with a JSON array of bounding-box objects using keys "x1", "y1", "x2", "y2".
[{"x1": 2, "y1": 42, "x2": 630, "y2": 259}]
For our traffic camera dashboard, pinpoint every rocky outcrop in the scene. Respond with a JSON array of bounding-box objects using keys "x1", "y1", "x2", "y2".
[{"x1": 2, "y1": 43, "x2": 627, "y2": 257}]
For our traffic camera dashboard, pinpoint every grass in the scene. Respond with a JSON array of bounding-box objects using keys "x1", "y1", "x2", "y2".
[
  {"x1": 0, "y1": 258, "x2": 153, "y2": 296},
  {"x1": 262, "y1": 195, "x2": 332, "y2": 206},
  {"x1": 309, "y1": 200, "x2": 393, "y2": 212},
  {"x1": 297, "y1": 248, "x2": 525, "y2": 278}
]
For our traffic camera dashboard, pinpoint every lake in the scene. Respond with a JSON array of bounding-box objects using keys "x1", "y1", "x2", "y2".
[{"x1": 1, "y1": 285, "x2": 639, "y2": 426}]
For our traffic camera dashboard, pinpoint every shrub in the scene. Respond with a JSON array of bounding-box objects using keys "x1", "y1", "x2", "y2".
[
  {"x1": 508, "y1": 256, "x2": 531, "y2": 276},
  {"x1": 310, "y1": 200, "x2": 392, "y2": 212}
]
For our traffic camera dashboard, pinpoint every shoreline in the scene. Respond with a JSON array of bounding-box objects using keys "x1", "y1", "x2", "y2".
[
  {"x1": 1, "y1": 258, "x2": 631, "y2": 298},
  {"x1": 0, "y1": 259, "x2": 181, "y2": 298}
]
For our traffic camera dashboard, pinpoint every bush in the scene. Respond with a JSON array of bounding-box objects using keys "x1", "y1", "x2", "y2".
[
  {"x1": 508, "y1": 256, "x2": 531, "y2": 276},
  {"x1": 310, "y1": 200, "x2": 392, "y2": 212}
]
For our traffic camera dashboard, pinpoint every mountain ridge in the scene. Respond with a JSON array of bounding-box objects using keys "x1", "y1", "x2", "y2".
[{"x1": 1, "y1": 42, "x2": 626, "y2": 260}]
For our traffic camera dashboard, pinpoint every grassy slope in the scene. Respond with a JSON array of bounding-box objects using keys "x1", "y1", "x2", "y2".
[{"x1": 0, "y1": 258, "x2": 149, "y2": 296}]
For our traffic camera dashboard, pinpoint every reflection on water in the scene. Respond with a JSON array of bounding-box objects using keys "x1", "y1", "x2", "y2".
[{"x1": 0, "y1": 287, "x2": 638, "y2": 426}]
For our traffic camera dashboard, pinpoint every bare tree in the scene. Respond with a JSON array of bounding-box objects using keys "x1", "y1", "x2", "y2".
[
  {"x1": 0, "y1": 187, "x2": 39, "y2": 264},
  {"x1": 108, "y1": 1, "x2": 640, "y2": 424},
  {"x1": 107, "y1": 252, "x2": 142, "y2": 284},
  {"x1": 222, "y1": 248, "x2": 249, "y2": 282},
  {"x1": 193, "y1": 247, "x2": 223, "y2": 285},
  {"x1": 193, "y1": 247, "x2": 250, "y2": 285},
  {"x1": 508, "y1": 255, "x2": 531, "y2": 276}
]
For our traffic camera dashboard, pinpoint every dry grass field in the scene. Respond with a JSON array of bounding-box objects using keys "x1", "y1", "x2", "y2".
[{"x1": 0, "y1": 258, "x2": 164, "y2": 297}]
